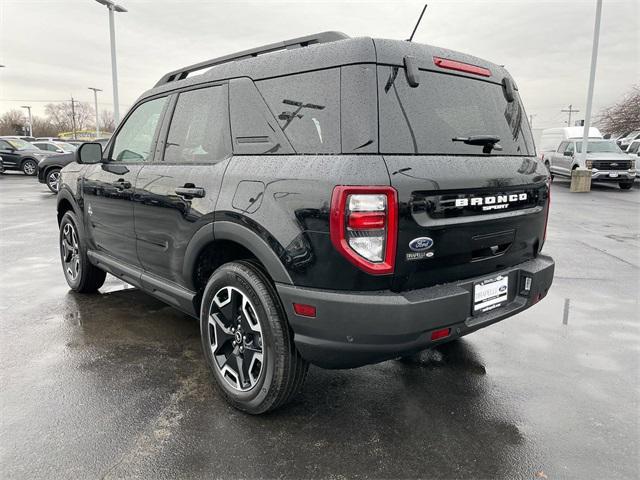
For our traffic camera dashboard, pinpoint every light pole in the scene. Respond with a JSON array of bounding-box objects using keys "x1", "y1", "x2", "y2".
[
  {"x1": 579, "y1": 0, "x2": 602, "y2": 165},
  {"x1": 95, "y1": 0, "x2": 127, "y2": 124},
  {"x1": 21, "y1": 105, "x2": 33, "y2": 137},
  {"x1": 88, "y1": 87, "x2": 102, "y2": 138}
]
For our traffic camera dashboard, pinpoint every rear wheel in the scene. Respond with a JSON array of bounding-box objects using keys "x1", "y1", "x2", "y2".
[
  {"x1": 46, "y1": 168, "x2": 61, "y2": 193},
  {"x1": 59, "y1": 211, "x2": 106, "y2": 292},
  {"x1": 619, "y1": 181, "x2": 633, "y2": 190},
  {"x1": 200, "y1": 261, "x2": 308, "y2": 414},
  {"x1": 22, "y1": 159, "x2": 37, "y2": 176}
]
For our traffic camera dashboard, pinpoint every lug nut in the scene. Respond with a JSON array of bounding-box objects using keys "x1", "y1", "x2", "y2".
[
  {"x1": 231, "y1": 327, "x2": 235, "y2": 333},
  {"x1": 243, "y1": 335, "x2": 247, "y2": 341},
  {"x1": 239, "y1": 346, "x2": 244, "y2": 352}
]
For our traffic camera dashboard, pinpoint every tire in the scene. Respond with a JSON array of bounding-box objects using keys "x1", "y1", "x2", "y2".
[
  {"x1": 619, "y1": 182, "x2": 633, "y2": 190},
  {"x1": 22, "y1": 159, "x2": 37, "y2": 176},
  {"x1": 59, "y1": 210, "x2": 106, "y2": 293},
  {"x1": 200, "y1": 260, "x2": 308, "y2": 414},
  {"x1": 46, "y1": 168, "x2": 61, "y2": 193}
]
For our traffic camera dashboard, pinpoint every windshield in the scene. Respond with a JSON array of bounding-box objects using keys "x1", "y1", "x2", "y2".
[
  {"x1": 575, "y1": 140, "x2": 622, "y2": 153},
  {"x1": 378, "y1": 67, "x2": 535, "y2": 156},
  {"x1": 7, "y1": 139, "x2": 36, "y2": 150}
]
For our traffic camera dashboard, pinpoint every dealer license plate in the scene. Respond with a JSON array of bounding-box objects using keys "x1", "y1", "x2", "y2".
[{"x1": 474, "y1": 275, "x2": 509, "y2": 313}]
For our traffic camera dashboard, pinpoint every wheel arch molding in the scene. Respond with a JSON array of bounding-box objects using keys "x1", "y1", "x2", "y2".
[
  {"x1": 56, "y1": 189, "x2": 80, "y2": 225},
  {"x1": 185, "y1": 219, "x2": 293, "y2": 289}
]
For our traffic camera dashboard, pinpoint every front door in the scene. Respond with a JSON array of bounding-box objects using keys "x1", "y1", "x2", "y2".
[
  {"x1": 135, "y1": 84, "x2": 232, "y2": 287},
  {"x1": 82, "y1": 95, "x2": 169, "y2": 267},
  {"x1": 0, "y1": 139, "x2": 20, "y2": 170}
]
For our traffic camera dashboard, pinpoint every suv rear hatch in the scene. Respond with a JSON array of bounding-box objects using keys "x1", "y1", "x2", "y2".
[{"x1": 373, "y1": 40, "x2": 550, "y2": 292}]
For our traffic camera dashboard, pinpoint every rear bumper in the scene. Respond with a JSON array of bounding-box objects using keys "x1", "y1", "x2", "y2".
[{"x1": 277, "y1": 255, "x2": 554, "y2": 369}]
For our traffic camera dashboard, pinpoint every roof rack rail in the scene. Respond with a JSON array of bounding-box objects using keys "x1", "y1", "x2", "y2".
[{"x1": 154, "y1": 31, "x2": 350, "y2": 87}]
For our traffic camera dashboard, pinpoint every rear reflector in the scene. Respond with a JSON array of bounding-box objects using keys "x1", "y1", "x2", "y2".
[
  {"x1": 293, "y1": 303, "x2": 316, "y2": 318},
  {"x1": 433, "y1": 56, "x2": 491, "y2": 77},
  {"x1": 347, "y1": 212, "x2": 386, "y2": 230},
  {"x1": 430, "y1": 328, "x2": 451, "y2": 341}
]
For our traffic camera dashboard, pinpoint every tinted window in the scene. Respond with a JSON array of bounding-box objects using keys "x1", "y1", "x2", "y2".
[
  {"x1": 164, "y1": 85, "x2": 231, "y2": 163},
  {"x1": 378, "y1": 67, "x2": 535, "y2": 155},
  {"x1": 628, "y1": 142, "x2": 640, "y2": 154},
  {"x1": 257, "y1": 69, "x2": 340, "y2": 154},
  {"x1": 110, "y1": 96, "x2": 167, "y2": 162}
]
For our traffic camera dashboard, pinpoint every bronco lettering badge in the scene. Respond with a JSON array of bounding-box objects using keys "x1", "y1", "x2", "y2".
[{"x1": 455, "y1": 193, "x2": 528, "y2": 212}]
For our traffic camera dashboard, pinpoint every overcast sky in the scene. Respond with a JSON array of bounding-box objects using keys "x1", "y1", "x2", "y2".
[{"x1": 0, "y1": 0, "x2": 638, "y2": 130}]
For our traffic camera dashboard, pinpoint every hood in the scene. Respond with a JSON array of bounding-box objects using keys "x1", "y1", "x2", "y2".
[{"x1": 586, "y1": 152, "x2": 634, "y2": 160}]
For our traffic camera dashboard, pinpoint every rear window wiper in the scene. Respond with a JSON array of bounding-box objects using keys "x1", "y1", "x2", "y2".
[{"x1": 452, "y1": 135, "x2": 503, "y2": 154}]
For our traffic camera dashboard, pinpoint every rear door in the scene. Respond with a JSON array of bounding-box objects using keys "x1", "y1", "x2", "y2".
[
  {"x1": 134, "y1": 83, "x2": 232, "y2": 288},
  {"x1": 376, "y1": 64, "x2": 549, "y2": 292},
  {"x1": 82, "y1": 95, "x2": 169, "y2": 266}
]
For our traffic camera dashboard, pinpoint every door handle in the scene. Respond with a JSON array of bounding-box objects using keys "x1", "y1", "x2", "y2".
[
  {"x1": 113, "y1": 179, "x2": 132, "y2": 190},
  {"x1": 175, "y1": 186, "x2": 205, "y2": 199}
]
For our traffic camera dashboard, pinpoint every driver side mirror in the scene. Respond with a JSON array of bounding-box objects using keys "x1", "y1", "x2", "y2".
[
  {"x1": 563, "y1": 151, "x2": 573, "y2": 157},
  {"x1": 76, "y1": 142, "x2": 103, "y2": 164}
]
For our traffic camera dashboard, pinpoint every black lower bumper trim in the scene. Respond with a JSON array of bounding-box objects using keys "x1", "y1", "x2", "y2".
[{"x1": 276, "y1": 255, "x2": 554, "y2": 369}]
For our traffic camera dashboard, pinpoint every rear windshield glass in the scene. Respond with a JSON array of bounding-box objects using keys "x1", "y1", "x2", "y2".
[
  {"x1": 575, "y1": 141, "x2": 622, "y2": 153},
  {"x1": 378, "y1": 67, "x2": 534, "y2": 156}
]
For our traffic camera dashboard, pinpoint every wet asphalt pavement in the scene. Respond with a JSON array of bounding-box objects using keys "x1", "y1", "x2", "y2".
[{"x1": 1, "y1": 172, "x2": 638, "y2": 479}]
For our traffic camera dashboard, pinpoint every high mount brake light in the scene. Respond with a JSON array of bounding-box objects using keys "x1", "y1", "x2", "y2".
[
  {"x1": 330, "y1": 186, "x2": 398, "y2": 275},
  {"x1": 433, "y1": 56, "x2": 492, "y2": 77}
]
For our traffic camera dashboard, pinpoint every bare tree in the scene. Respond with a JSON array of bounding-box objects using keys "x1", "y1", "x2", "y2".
[
  {"x1": 595, "y1": 85, "x2": 640, "y2": 136},
  {"x1": 0, "y1": 110, "x2": 26, "y2": 136},
  {"x1": 45, "y1": 101, "x2": 95, "y2": 133},
  {"x1": 31, "y1": 116, "x2": 59, "y2": 137},
  {"x1": 99, "y1": 110, "x2": 116, "y2": 134}
]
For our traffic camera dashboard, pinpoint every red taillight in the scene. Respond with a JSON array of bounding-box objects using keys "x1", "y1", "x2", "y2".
[
  {"x1": 330, "y1": 186, "x2": 398, "y2": 275},
  {"x1": 433, "y1": 56, "x2": 491, "y2": 77},
  {"x1": 431, "y1": 328, "x2": 451, "y2": 341},
  {"x1": 293, "y1": 303, "x2": 316, "y2": 318}
]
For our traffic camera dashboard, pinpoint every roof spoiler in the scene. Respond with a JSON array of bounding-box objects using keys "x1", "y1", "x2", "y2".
[{"x1": 154, "y1": 31, "x2": 350, "y2": 87}]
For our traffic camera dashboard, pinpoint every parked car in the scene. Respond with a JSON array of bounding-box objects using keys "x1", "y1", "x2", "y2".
[
  {"x1": 32, "y1": 141, "x2": 77, "y2": 154},
  {"x1": 56, "y1": 31, "x2": 554, "y2": 413},
  {"x1": 37, "y1": 152, "x2": 75, "y2": 192},
  {"x1": 0, "y1": 137, "x2": 52, "y2": 175},
  {"x1": 35, "y1": 137, "x2": 64, "y2": 142},
  {"x1": 2, "y1": 135, "x2": 36, "y2": 142},
  {"x1": 546, "y1": 139, "x2": 635, "y2": 189},
  {"x1": 619, "y1": 130, "x2": 640, "y2": 151},
  {"x1": 626, "y1": 139, "x2": 640, "y2": 157}
]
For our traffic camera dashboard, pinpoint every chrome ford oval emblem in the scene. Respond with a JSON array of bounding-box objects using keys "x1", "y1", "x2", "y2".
[{"x1": 409, "y1": 237, "x2": 434, "y2": 251}]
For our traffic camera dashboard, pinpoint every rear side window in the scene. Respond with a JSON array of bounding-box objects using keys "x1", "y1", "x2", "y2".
[
  {"x1": 164, "y1": 85, "x2": 231, "y2": 163},
  {"x1": 378, "y1": 66, "x2": 535, "y2": 156},
  {"x1": 257, "y1": 69, "x2": 340, "y2": 154}
]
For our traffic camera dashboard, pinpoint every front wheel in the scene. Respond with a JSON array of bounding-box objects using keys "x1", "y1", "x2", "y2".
[
  {"x1": 59, "y1": 211, "x2": 106, "y2": 292},
  {"x1": 200, "y1": 261, "x2": 308, "y2": 414},
  {"x1": 46, "y1": 168, "x2": 61, "y2": 193},
  {"x1": 22, "y1": 159, "x2": 37, "y2": 176},
  {"x1": 619, "y1": 181, "x2": 634, "y2": 190}
]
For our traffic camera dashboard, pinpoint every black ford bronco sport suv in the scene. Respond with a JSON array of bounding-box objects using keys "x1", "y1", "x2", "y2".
[{"x1": 57, "y1": 32, "x2": 554, "y2": 414}]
